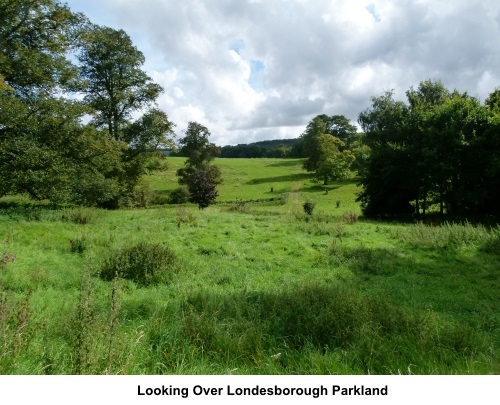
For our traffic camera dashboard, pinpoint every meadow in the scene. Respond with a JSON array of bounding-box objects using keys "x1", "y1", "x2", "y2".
[{"x1": 0, "y1": 158, "x2": 498, "y2": 374}]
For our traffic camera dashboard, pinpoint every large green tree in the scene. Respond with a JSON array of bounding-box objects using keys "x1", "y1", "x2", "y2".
[
  {"x1": 315, "y1": 114, "x2": 357, "y2": 141},
  {"x1": 77, "y1": 25, "x2": 163, "y2": 141},
  {"x1": 0, "y1": 0, "x2": 124, "y2": 204},
  {"x1": 357, "y1": 90, "x2": 415, "y2": 216},
  {"x1": 315, "y1": 134, "x2": 355, "y2": 185},
  {"x1": 0, "y1": 1, "x2": 174, "y2": 207},
  {"x1": 299, "y1": 114, "x2": 357, "y2": 172},
  {"x1": 0, "y1": 0, "x2": 82, "y2": 94},
  {"x1": 76, "y1": 24, "x2": 173, "y2": 207},
  {"x1": 357, "y1": 80, "x2": 497, "y2": 218}
]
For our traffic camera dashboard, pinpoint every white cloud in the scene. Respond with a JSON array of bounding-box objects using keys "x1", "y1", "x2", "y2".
[{"x1": 66, "y1": 0, "x2": 500, "y2": 145}]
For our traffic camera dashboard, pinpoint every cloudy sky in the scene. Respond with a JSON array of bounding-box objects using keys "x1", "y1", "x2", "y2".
[{"x1": 65, "y1": 0, "x2": 500, "y2": 146}]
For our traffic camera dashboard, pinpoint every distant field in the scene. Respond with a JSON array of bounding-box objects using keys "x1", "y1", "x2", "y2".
[
  {"x1": 0, "y1": 158, "x2": 498, "y2": 374},
  {"x1": 147, "y1": 157, "x2": 362, "y2": 213}
]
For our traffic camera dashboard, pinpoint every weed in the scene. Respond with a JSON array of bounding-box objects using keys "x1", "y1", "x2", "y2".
[
  {"x1": 106, "y1": 276, "x2": 121, "y2": 371},
  {"x1": 480, "y1": 230, "x2": 500, "y2": 254},
  {"x1": 70, "y1": 269, "x2": 98, "y2": 374},
  {"x1": 396, "y1": 221, "x2": 497, "y2": 249},
  {"x1": 176, "y1": 208, "x2": 197, "y2": 228},
  {"x1": 228, "y1": 201, "x2": 249, "y2": 213},
  {"x1": 61, "y1": 207, "x2": 98, "y2": 225},
  {"x1": 343, "y1": 211, "x2": 358, "y2": 224},
  {"x1": 69, "y1": 235, "x2": 88, "y2": 254}
]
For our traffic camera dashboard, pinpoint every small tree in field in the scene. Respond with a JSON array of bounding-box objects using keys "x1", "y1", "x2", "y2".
[
  {"x1": 187, "y1": 169, "x2": 218, "y2": 209},
  {"x1": 176, "y1": 122, "x2": 222, "y2": 208}
]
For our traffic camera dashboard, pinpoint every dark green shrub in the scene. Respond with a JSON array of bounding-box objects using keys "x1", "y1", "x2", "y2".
[
  {"x1": 168, "y1": 187, "x2": 190, "y2": 204},
  {"x1": 303, "y1": 202, "x2": 316, "y2": 215},
  {"x1": 99, "y1": 242, "x2": 180, "y2": 286},
  {"x1": 149, "y1": 191, "x2": 170, "y2": 205}
]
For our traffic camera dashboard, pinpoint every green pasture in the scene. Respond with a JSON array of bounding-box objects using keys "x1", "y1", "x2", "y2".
[
  {"x1": 147, "y1": 157, "x2": 361, "y2": 213},
  {"x1": 0, "y1": 158, "x2": 498, "y2": 374}
]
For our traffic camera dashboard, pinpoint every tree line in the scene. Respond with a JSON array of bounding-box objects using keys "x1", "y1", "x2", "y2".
[
  {"x1": 357, "y1": 80, "x2": 500, "y2": 218},
  {"x1": 2, "y1": 2, "x2": 499, "y2": 217},
  {"x1": 218, "y1": 139, "x2": 297, "y2": 158}
]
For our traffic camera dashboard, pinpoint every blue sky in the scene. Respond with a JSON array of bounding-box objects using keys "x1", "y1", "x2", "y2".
[{"x1": 65, "y1": 0, "x2": 500, "y2": 146}]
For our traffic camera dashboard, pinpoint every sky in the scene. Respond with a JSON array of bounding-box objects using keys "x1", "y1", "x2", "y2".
[{"x1": 64, "y1": 0, "x2": 500, "y2": 146}]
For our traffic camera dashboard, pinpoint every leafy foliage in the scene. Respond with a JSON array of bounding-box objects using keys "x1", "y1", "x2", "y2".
[
  {"x1": 357, "y1": 81, "x2": 500, "y2": 218},
  {"x1": 0, "y1": 2, "x2": 174, "y2": 207},
  {"x1": 77, "y1": 25, "x2": 163, "y2": 141},
  {"x1": 168, "y1": 187, "x2": 190, "y2": 204},
  {"x1": 175, "y1": 122, "x2": 221, "y2": 208},
  {"x1": 187, "y1": 169, "x2": 218, "y2": 210}
]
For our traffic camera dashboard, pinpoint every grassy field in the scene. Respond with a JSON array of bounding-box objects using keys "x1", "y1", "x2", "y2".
[{"x1": 0, "y1": 157, "x2": 498, "y2": 374}]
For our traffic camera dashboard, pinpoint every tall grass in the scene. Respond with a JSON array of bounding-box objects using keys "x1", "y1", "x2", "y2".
[
  {"x1": 0, "y1": 158, "x2": 498, "y2": 374},
  {"x1": 395, "y1": 221, "x2": 500, "y2": 250}
]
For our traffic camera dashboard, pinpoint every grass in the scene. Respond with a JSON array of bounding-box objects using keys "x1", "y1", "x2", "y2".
[
  {"x1": 147, "y1": 157, "x2": 362, "y2": 213},
  {"x1": 0, "y1": 157, "x2": 498, "y2": 374}
]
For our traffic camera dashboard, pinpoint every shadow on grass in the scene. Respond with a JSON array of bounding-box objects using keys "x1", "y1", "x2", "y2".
[
  {"x1": 300, "y1": 184, "x2": 341, "y2": 193},
  {"x1": 245, "y1": 173, "x2": 312, "y2": 185},
  {"x1": 164, "y1": 281, "x2": 493, "y2": 374},
  {"x1": 328, "y1": 244, "x2": 499, "y2": 332},
  {"x1": 265, "y1": 159, "x2": 305, "y2": 168}
]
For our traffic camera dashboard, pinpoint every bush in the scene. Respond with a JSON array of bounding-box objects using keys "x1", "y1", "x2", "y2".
[
  {"x1": 149, "y1": 191, "x2": 170, "y2": 206},
  {"x1": 168, "y1": 187, "x2": 190, "y2": 204},
  {"x1": 303, "y1": 202, "x2": 316, "y2": 215},
  {"x1": 99, "y1": 242, "x2": 180, "y2": 286}
]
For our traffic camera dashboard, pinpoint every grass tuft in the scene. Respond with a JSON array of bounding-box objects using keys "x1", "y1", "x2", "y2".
[{"x1": 99, "y1": 242, "x2": 181, "y2": 286}]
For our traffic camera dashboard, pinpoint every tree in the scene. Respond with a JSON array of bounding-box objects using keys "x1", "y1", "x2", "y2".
[
  {"x1": 76, "y1": 24, "x2": 176, "y2": 207},
  {"x1": 298, "y1": 114, "x2": 357, "y2": 173},
  {"x1": 77, "y1": 25, "x2": 163, "y2": 141},
  {"x1": 176, "y1": 121, "x2": 221, "y2": 185},
  {"x1": 175, "y1": 122, "x2": 221, "y2": 207},
  {"x1": 315, "y1": 134, "x2": 355, "y2": 185},
  {"x1": 0, "y1": 0, "x2": 82, "y2": 95},
  {"x1": 0, "y1": 2, "x2": 173, "y2": 207},
  {"x1": 0, "y1": 0, "x2": 125, "y2": 205},
  {"x1": 177, "y1": 122, "x2": 220, "y2": 166},
  {"x1": 300, "y1": 116, "x2": 328, "y2": 172},
  {"x1": 357, "y1": 81, "x2": 496, "y2": 218},
  {"x1": 357, "y1": 90, "x2": 416, "y2": 216},
  {"x1": 316, "y1": 114, "x2": 357, "y2": 141},
  {"x1": 187, "y1": 169, "x2": 218, "y2": 210}
]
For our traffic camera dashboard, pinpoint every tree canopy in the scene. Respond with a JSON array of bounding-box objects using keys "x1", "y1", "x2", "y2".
[
  {"x1": 298, "y1": 115, "x2": 356, "y2": 185},
  {"x1": 0, "y1": 0, "x2": 174, "y2": 207},
  {"x1": 357, "y1": 80, "x2": 499, "y2": 218},
  {"x1": 77, "y1": 24, "x2": 163, "y2": 141}
]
